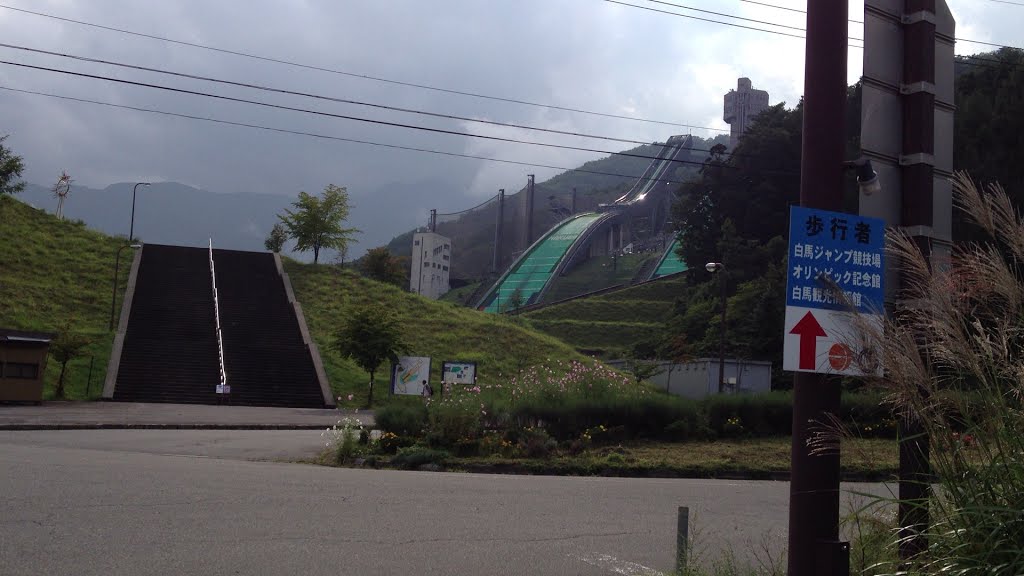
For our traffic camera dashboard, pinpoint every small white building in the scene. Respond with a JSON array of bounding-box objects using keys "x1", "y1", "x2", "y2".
[
  {"x1": 410, "y1": 231, "x2": 451, "y2": 299},
  {"x1": 609, "y1": 358, "x2": 773, "y2": 400}
]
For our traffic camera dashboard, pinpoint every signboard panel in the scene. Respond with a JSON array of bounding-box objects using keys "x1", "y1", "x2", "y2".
[
  {"x1": 783, "y1": 206, "x2": 885, "y2": 376},
  {"x1": 390, "y1": 356, "x2": 431, "y2": 396},
  {"x1": 441, "y1": 361, "x2": 477, "y2": 385}
]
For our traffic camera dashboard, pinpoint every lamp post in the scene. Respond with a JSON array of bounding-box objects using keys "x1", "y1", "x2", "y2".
[
  {"x1": 110, "y1": 244, "x2": 142, "y2": 331},
  {"x1": 129, "y1": 182, "x2": 150, "y2": 242},
  {"x1": 705, "y1": 262, "x2": 726, "y2": 393}
]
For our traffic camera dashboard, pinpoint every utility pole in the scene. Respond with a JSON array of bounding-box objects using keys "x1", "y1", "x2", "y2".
[
  {"x1": 788, "y1": 1, "x2": 849, "y2": 575},
  {"x1": 524, "y1": 175, "x2": 535, "y2": 249},
  {"x1": 897, "y1": 0, "x2": 938, "y2": 562},
  {"x1": 493, "y1": 189, "x2": 505, "y2": 273}
]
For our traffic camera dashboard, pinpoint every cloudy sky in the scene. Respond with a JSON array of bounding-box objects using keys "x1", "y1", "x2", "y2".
[{"x1": 0, "y1": 0, "x2": 1020, "y2": 244}]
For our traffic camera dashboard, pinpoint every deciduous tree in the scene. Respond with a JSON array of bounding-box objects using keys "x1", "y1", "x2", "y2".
[
  {"x1": 334, "y1": 302, "x2": 405, "y2": 407},
  {"x1": 0, "y1": 135, "x2": 25, "y2": 196},
  {"x1": 264, "y1": 223, "x2": 287, "y2": 253},
  {"x1": 360, "y1": 246, "x2": 407, "y2": 287},
  {"x1": 278, "y1": 184, "x2": 359, "y2": 263}
]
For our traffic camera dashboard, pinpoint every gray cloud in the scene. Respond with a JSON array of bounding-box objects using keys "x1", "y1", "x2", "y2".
[{"x1": 0, "y1": 0, "x2": 1018, "y2": 251}]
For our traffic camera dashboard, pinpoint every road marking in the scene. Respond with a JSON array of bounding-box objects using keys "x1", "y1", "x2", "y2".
[{"x1": 572, "y1": 553, "x2": 664, "y2": 576}]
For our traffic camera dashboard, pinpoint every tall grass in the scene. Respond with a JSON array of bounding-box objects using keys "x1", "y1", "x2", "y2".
[{"x1": 849, "y1": 173, "x2": 1024, "y2": 575}]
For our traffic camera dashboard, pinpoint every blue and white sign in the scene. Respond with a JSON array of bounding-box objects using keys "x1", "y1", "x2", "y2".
[{"x1": 783, "y1": 206, "x2": 885, "y2": 376}]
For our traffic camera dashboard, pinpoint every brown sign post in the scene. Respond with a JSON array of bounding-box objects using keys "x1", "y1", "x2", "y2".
[{"x1": 787, "y1": 2, "x2": 850, "y2": 574}]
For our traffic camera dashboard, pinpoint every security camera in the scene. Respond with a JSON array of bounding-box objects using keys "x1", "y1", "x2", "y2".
[{"x1": 844, "y1": 157, "x2": 882, "y2": 196}]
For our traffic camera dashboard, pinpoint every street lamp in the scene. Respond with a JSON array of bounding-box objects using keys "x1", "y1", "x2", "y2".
[
  {"x1": 129, "y1": 182, "x2": 151, "y2": 242},
  {"x1": 110, "y1": 244, "x2": 142, "y2": 331},
  {"x1": 705, "y1": 262, "x2": 726, "y2": 394}
]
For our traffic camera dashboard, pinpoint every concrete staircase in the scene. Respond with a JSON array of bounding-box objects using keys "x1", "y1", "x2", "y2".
[
  {"x1": 213, "y1": 249, "x2": 325, "y2": 408},
  {"x1": 113, "y1": 245, "x2": 221, "y2": 404},
  {"x1": 110, "y1": 244, "x2": 328, "y2": 408}
]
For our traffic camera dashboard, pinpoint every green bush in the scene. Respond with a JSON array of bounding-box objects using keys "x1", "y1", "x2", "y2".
[
  {"x1": 375, "y1": 402, "x2": 429, "y2": 436},
  {"x1": 511, "y1": 393, "x2": 704, "y2": 441},
  {"x1": 518, "y1": 427, "x2": 557, "y2": 459},
  {"x1": 391, "y1": 447, "x2": 450, "y2": 470},
  {"x1": 374, "y1": 432, "x2": 416, "y2": 455},
  {"x1": 703, "y1": 392, "x2": 792, "y2": 437},
  {"x1": 426, "y1": 397, "x2": 482, "y2": 447}
]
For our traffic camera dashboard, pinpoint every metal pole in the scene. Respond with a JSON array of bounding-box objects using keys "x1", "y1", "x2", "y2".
[
  {"x1": 788, "y1": 1, "x2": 848, "y2": 575},
  {"x1": 493, "y1": 189, "x2": 504, "y2": 273},
  {"x1": 719, "y1": 270, "x2": 726, "y2": 394},
  {"x1": 525, "y1": 175, "x2": 535, "y2": 247},
  {"x1": 86, "y1": 356, "x2": 94, "y2": 397},
  {"x1": 676, "y1": 506, "x2": 690, "y2": 574},
  {"x1": 129, "y1": 182, "x2": 149, "y2": 242}
]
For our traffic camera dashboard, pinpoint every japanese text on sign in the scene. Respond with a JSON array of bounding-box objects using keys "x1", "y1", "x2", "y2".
[{"x1": 786, "y1": 206, "x2": 885, "y2": 313}]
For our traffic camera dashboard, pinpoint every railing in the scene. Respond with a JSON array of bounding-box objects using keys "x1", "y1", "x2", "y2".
[{"x1": 209, "y1": 239, "x2": 229, "y2": 396}]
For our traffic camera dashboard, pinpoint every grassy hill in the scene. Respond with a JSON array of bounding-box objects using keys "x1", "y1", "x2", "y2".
[
  {"x1": 0, "y1": 195, "x2": 132, "y2": 399},
  {"x1": 0, "y1": 194, "x2": 590, "y2": 404},
  {"x1": 283, "y1": 262, "x2": 589, "y2": 406},
  {"x1": 522, "y1": 274, "x2": 689, "y2": 359}
]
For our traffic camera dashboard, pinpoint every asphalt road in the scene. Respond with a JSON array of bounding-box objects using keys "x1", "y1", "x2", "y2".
[{"x1": 0, "y1": 431, "x2": 891, "y2": 575}]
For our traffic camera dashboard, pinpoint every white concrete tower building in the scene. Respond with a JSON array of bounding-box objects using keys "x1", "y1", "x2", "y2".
[{"x1": 724, "y1": 78, "x2": 770, "y2": 148}]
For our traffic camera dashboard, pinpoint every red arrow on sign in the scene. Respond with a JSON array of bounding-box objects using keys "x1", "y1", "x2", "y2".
[{"x1": 789, "y1": 311, "x2": 827, "y2": 370}]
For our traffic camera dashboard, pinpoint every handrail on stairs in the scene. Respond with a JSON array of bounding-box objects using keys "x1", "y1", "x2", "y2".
[{"x1": 209, "y1": 239, "x2": 229, "y2": 396}]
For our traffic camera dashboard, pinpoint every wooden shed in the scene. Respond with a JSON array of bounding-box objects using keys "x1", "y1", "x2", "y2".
[{"x1": 0, "y1": 328, "x2": 55, "y2": 403}]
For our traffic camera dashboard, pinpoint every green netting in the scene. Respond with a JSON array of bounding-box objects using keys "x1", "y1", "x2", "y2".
[
  {"x1": 482, "y1": 213, "x2": 604, "y2": 312},
  {"x1": 651, "y1": 238, "x2": 688, "y2": 278}
]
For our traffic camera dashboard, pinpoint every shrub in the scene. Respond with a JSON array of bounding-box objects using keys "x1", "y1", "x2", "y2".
[
  {"x1": 479, "y1": 432, "x2": 516, "y2": 458},
  {"x1": 391, "y1": 447, "x2": 450, "y2": 470},
  {"x1": 511, "y1": 392, "x2": 703, "y2": 441},
  {"x1": 321, "y1": 417, "x2": 364, "y2": 464},
  {"x1": 518, "y1": 427, "x2": 556, "y2": 459},
  {"x1": 703, "y1": 392, "x2": 792, "y2": 437},
  {"x1": 426, "y1": 394, "x2": 483, "y2": 447},
  {"x1": 376, "y1": 402, "x2": 429, "y2": 436},
  {"x1": 375, "y1": 432, "x2": 416, "y2": 455}
]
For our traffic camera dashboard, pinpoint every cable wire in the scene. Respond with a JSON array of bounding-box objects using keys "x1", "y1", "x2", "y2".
[
  {"x1": 0, "y1": 85, "x2": 730, "y2": 184},
  {"x1": 0, "y1": 41, "x2": 728, "y2": 151},
  {"x1": 1, "y1": 59, "x2": 732, "y2": 170},
  {"x1": 0, "y1": 3, "x2": 721, "y2": 131}
]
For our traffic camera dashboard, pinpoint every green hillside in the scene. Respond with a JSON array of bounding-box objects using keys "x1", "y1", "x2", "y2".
[
  {"x1": 283, "y1": 262, "x2": 590, "y2": 405},
  {"x1": 0, "y1": 194, "x2": 591, "y2": 404},
  {"x1": 522, "y1": 274, "x2": 689, "y2": 358},
  {"x1": 0, "y1": 195, "x2": 131, "y2": 399}
]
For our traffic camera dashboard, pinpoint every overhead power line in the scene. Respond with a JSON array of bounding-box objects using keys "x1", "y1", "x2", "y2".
[
  {"x1": 0, "y1": 3, "x2": 716, "y2": 131},
  {"x1": 0, "y1": 59, "x2": 723, "y2": 170},
  {"x1": 0, "y1": 85, "x2": 719, "y2": 185},
  {"x1": 642, "y1": 0, "x2": 805, "y2": 31},
  {"x1": 733, "y1": 0, "x2": 1021, "y2": 47},
  {"x1": 5, "y1": 41, "x2": 803, "y2": 165},
  {"x1": 0, "y1": 42, "x2": 729, "y2": 152},
  {"x1": 603, "y1": 0, "x2": 807, "y2": 39},
  {"x1": 977, "y1": 0, "x2": 1024, "y2": 6},
  {"x1": 632, "y1": 0, "x2": 1022, "y2": 51}
]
